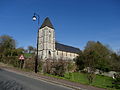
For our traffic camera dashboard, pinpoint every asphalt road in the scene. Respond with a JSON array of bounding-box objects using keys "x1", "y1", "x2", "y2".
[{"x1": 0, "y1": 69, "x2": 72, "y2": 90}]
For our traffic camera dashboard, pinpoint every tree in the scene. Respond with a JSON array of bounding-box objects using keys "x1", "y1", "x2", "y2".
[
  {"x1": 0, "y1": 35, "x2": 16, "y2": 57},
  {"x1": 84, "y1": 50, "x2": 98, "y2": 84},
  {"x1": 0, "y1": 35, "x2": 20, "y2": 66},
  {"x1": 75, "y1": 41, "x2": 113, "y2": 84},
  {"x1": 110, "y1": 53, "x2": 120, "y2": 72},
  {"x1": 84, "y1": 41, "x2": 111, "y2": 58},
  {"x1": 11, "y1": 48, "x2": 24, "y2": 56},
  {"x1": 84, "y1": 41, "x2": 112, "y2": 72},
  {"x1": 74, "y1": 51, "x2": 85, "y2": 71},
  {"x1": 0, "y1": 35, "x2": 16, "y2": 49},
  {"x1": 28, "y1": 46, "x2": 35, "y2": 53}
]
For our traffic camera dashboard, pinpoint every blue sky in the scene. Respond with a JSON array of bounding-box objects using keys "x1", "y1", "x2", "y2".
[{"x1": 0, "y1": 0, "x2": 120, "y2": 51}]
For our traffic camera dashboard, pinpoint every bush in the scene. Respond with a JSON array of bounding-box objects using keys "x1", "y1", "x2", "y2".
[
  {"x1": 87, "y1": 73, "x2": 96, "y2": 84},
  {"x1": 9, "y1": 56, "x2": 19, "y2": 67},
  {"x1": 24, "y1": 57, "x2": 35, "y2": 71},
  {"x1": 37, "y1": 61, "x2": 43, "y2": 72},
  {"x1": 43, "y1": 59, "x2": 67, "y2": 77},
  {"x1": 67, "y1": 61, "x2": 76, "y2": 72},
  {"x1": 42, "y1": 60, "x2": 52, "y2": 74},
  {"x1": 51, "y1": 61, "x2": 66, "y2": 77},
  {"x1": 0, "y1": 56, "x2": 19, "y2": 67},
  {"x1": 112, "y1": 73, "x2": 120, "y2": 89}
]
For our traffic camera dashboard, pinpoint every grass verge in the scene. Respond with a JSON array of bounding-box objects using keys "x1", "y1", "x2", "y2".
[{"x1": 45, "y1": 72, "x2": 117, "y2": 90}]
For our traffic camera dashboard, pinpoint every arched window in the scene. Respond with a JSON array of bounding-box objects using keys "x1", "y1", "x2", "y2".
[
  {"x1": 49, "y1": 31, "x2": 51, "y2": 43},
  {"x1": 49, "y1": 51, "x2": 51, "y2": 55},
  {"x1": 49, "y1": 51, "x2": 51, "y2": 58}
]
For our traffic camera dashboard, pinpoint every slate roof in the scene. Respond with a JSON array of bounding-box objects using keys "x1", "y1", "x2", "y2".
[
  {"x1": 40, "y1": 17, "x2": 54, "y2": 29},
  {"x1": 55, "y1": 42, "x2": 80, "y2": 54}
]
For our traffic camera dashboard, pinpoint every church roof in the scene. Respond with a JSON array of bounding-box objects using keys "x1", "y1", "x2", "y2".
[
  {"x1": 40, "y1": 17, "x2": 54, "y2": 29},
  {"x1": 55, "y1": 42, "x2": 81, "y2": 54}
]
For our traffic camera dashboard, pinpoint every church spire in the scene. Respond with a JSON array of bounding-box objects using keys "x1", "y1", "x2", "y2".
[{"x1": 40, "y1": 17, "x2": 54, "y2": 29}]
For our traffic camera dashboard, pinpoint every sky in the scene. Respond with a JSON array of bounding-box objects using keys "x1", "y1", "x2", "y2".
[{"x1": 0, "y1": 0, "x2": 120, "y2": 51}]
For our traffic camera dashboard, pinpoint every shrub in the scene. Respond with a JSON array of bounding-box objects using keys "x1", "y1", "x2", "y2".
[
  {"x1": 43, "y1": 59, "x2": 67, "y2": 77},
  {"x1": 67, "y1": 61, "x2": 76, "y2": 72},
  {"x1": 24, "y1": 57, "x2": 35, "y2": 71},
  {"x1": 51, "y1": 60, "x2": 66, "y2": 77},
  {"x1": 42, "y1": 59, "x2": 52, "y2": 74},
  {"x1": 37, "y1": 61, "x2": 43, "y2": 72},
  {"x1": 0, "y1": 56, "x2": 19, "y2": 67},
  {"x1": 87, "y1": 73, "x2": 96, "y2": 84},
  {"x1": 112, "y1": 73, "x2": 120, "y2": 89}
]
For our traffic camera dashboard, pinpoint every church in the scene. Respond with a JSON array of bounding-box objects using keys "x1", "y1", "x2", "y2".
[{"x1": 38, "y1": 17, "x2": 80, "y2": 61}]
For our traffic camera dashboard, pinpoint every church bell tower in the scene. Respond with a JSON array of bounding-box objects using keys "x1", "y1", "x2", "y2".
[{"x1": 38, "y1": 17, "x2": 55, "y2": 60}]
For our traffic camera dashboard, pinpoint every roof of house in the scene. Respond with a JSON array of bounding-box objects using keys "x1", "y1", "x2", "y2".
[
  {"x1": 40, "y1": 17, "x2": 54, "y2": 29},
  {"x1": 55, "y1": 42, "x2": 80, "y2": 54}
]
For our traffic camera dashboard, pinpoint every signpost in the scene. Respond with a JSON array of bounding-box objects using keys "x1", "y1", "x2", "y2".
[
  {"x1": 19, "y1": 55, "x2": 25, "y2": 60},
  {"x1": 19, "y1": 55, "x2": 25, "y2": 69}
]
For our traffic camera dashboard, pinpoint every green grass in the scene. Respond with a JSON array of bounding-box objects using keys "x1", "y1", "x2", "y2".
[
  {"x1": 64, "y1": 72, "x2": 88, "y2": 84},
  {"x1": 24, "y1": 53, "x2": 33, "y2": 58},
  {"x1": 92, "y1": 74, "x2": 113, "y2": 89},
  {"x1": 45, "y1": 72, "x2": 117, "y2": 90},
  {"x1": 64, "y1": 72, "x2": 113, "y2": 89}
]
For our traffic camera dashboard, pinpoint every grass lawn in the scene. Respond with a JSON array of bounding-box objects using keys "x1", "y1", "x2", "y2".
[
  {"x1": 45, "y1": 72, "x2": 116, "y2": 90},
  {"x1": 24, "y1": 53, "x2": 33, "y2": 58},
  {"x1": 64, "y1": 72, "x2": 113, "y2": 89},
  {"x1": 92, "y1": 74, "x2": 113, "y2": 89},
  {"x1": 64, "y1": 72, "x2": 88, "y2": 84}
]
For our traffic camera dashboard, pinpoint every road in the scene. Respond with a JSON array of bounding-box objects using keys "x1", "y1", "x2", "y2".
[{"x1": 0, "y1": 69, "x2": 72, "y2": 90}]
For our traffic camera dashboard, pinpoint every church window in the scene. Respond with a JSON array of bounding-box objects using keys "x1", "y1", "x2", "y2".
[
  {"x1": 49, "y1": 51, "x2": 51, "y2": 55},
  {"x1": 49, "y1": 31, "x2": 51, "y2": 43}
]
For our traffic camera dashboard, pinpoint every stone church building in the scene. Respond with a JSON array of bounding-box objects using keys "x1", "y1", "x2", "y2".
[{"x1": 38, "y1": 17, "x2": 80, "y2": 61}]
